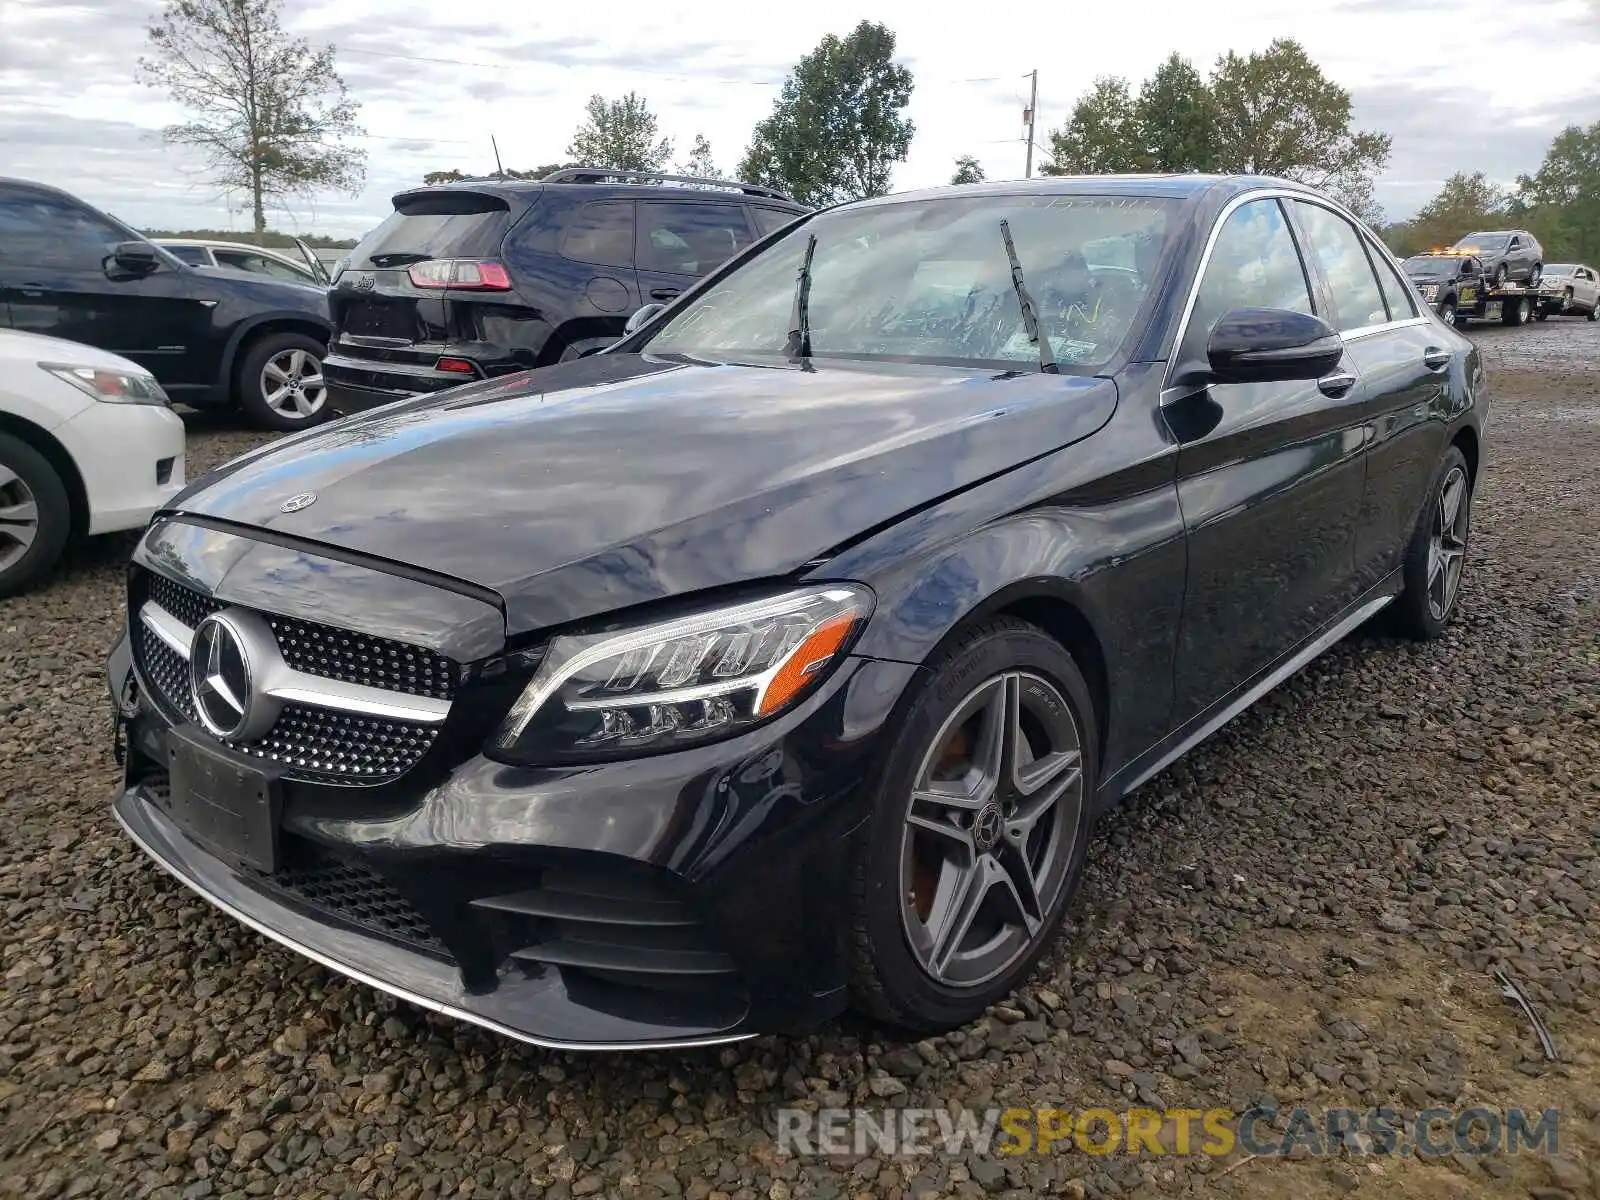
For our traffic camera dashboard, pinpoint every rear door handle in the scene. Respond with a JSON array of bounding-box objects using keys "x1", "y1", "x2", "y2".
[
  {"x1": 1317, "y1": 370, "x2": 1357, "y2": 398},
  {"x1": 649, "y1": 287, "x2": 680, "y2": 301},
  {"x1": 1423, "y1": 347, "x2": 1451, "y2": 371}
]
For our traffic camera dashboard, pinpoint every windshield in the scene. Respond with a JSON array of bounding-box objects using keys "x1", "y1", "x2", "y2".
[
  {"x1": 1404, "y1": 257, "x2": 1456, "y2": 276},
  {"x1": 1455, "y1": 233, "x2": 1508, "y2": 251},
  {"x1": 641, "y1": 194, "x2": 1174, "y2": 372},
  {"x1": 1544, "y1": 263, "x2": 1575, "y2": 276}
]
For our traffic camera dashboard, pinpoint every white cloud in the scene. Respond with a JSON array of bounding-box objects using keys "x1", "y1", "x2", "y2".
[{"x1": 4, "y1": 0, "x2": 1598, "y2": 236}]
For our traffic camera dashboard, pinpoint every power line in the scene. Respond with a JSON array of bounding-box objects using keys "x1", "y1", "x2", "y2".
[{"x1": 337, "y1": 45, "x2": 1000, "y2": 86}]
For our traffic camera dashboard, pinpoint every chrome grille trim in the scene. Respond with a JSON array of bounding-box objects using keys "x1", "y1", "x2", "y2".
[{"x1": 138, "y1": 600, "x2": 451, "y2": 725}]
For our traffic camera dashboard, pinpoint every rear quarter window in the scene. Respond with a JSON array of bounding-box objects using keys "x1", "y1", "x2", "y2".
[{"x1": 557, "y1": 201, "x2": 636, "y2": 269}]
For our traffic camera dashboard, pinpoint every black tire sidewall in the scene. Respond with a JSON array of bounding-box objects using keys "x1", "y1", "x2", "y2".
[
  {"x1": 0, "y1": 433, "x2": 72, "y2": 597},
  {"x1": 1439, "y1": 301, "x2": 1456, "y2": 325},
  {"x1": 850, "y1": 619, "x2": 1098, "y2": 1031},
  {"x1": 236, "y1": 332, "x2": 330, "y2": 431},
  {"x1": 1392, "y1": 446, "x2": 1471, "y2": 641}
]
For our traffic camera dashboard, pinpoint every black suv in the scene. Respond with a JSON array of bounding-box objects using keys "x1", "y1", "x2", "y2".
[
  {"x1": 0, "y1": 179, "x2": 333, "y2": 430},
  {"x1": 1401, "y1": 252, "x2": 1483, "y2": 325},
  {"x1": 322, "y1": 169, "x2": 807, "y2": 413}
]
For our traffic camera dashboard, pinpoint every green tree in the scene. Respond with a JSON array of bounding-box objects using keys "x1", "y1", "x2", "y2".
[
  {"x1": 951, "y1": 154, "x2": 986, "y2": 184},
  {"x1": 676, "y1": 134, "x2": 720, "y2": 179},
  {"x1": 1042, "y1": 76, "x2": 1149, "y2": 175},
  {"x1": 1207, "y1": 38, "x2": 1390, "y2": 215},
  {"x1": 137, "y1": 0, "x2": 365, "y2": 234},
  {"x1": 423, "y1": 168, "x2": 467, "y2": 186},
  {"x1": 1136, "y1": 53, "x2": 1217, "y2": 172},
  {"x1": 738, "y1": 21, "x2": 915, "y2": 206},
  {"x1": 1406, "y1": 171, "x2": 1509, "y2": 250},
  {"x1": 565, "y1": 92, "x2": 672, "y2": 172},
  {"x1": 1517, "y1": 121, "x2": 1600, "y2": 262}
]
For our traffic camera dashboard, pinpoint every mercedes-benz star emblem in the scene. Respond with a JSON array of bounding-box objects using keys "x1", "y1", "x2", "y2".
[
  {"x1": 280, "y1": 491, "x2": 317, "y2": 514},
  {"x1": 188, "y1": 611, "x2": 281, "y2": 741},
  {"x1": 972, "y1": 801, "x2": 1004, "y2": 853}
]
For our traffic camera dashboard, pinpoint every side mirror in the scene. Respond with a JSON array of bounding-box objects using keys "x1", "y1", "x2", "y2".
[
  {"x1": 1205, "y1": 307, "x2": 1343, "y2": 384},
  {"x1": 624, "y1": 302, "x2": 666, "y2": 336},
  {"x1": 112, "y1": 241, "x2": 162, "y2": 274}
]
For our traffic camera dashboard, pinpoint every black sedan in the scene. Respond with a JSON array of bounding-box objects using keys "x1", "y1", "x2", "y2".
[{"x1": 106, "y1": 174, "x2": 1486, "y2": 1049}]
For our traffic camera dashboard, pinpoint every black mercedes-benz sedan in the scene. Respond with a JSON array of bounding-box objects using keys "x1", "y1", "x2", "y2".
[{"x1": 107, "y1": 175, "x2": 1486, "y2": 1050}]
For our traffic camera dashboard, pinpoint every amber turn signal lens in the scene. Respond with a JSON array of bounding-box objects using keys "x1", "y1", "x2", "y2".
[{"x1": 755, "y1": 613, "x2": 861, "y2": 718}]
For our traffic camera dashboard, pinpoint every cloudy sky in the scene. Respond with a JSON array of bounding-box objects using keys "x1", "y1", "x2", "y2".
[{"x1": 4, "y1": 0, "x2": 1598, "y2": 238}]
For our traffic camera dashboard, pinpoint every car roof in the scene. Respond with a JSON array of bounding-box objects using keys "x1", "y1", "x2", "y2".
[
  {"x1": 394, "y1": 178, "x2": 807, "y2": 211},
  {"x1": 833, "y1": 173, "x2": 1340, "y2": 212}
]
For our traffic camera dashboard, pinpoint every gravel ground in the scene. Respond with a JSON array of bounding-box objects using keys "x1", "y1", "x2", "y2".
[{"x1": 2, "y1": 324, "x2": 1597, "y2": 1200}]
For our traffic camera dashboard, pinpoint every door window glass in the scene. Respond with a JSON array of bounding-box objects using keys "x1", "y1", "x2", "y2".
[
  {"x1": 751, "y1": 207, "x2": 797, "y2": 237},
  {"x1": 215, "y1": 250, "x2": 310, "y2": 280},
  {"x1": 164, "y1": 244, "x2": 211, "y2": 266},
  {"x1": 1366, "y1": 241, "x2": 1420, "y2": 319},
  {"x1": 557, "y1": 201, "x2": 635, "y2": 269},
  {"x1": 636, "y1": 201, "x2": 753, "y2": 276},
  {"x1": 1291, "y1": 201, "x2": 1389, "y2": 331},
  {"x1": 1185, "y1": 198, "x2": 1313, "y2": 358},
  {"x1": 0, "y1": 190, "x2": 126, "y2": 269}
]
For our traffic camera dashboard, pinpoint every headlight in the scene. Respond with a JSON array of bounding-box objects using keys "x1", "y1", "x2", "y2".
[
  {"x1": 41, "y1": 363, "x2": 170, "y2": 406},
  {"x1": 491, "y1": 585, "x2": 873, "y2": 764}
]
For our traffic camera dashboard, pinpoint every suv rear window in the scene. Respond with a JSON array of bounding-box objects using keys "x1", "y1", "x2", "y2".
[{"x1": 350, "y1": 191, "x2": 511, "y2": 269}]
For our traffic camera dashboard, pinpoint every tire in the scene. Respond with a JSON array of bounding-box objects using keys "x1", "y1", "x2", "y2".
[
  {"x1": 1587, "y1": 306, "x2": 1597, "y2": 322},
  {"x1": 1530, "y1": 263, "x2": 1543, "y2": 286},
  {"x1": 1501, "y1": 296, "x2": 1530, "y2": 327},
  {"x1": 0, "y1": 432, "x2": 72, "y2": 598},
  {"x1": 1388, "y1": 446, "x2": 1472, "y2": 641},
  {"x1": 1535, "y1": 309, "x2": 1549, "y2": 322},
  {"x1": 1493, "y1": 263, "x2": 1508, "y2": 287},
  {"x1": 1438, "y1": 300, "x2": 1456, "y2": 325},
  {"x1": 847, "y1": 616, "x2": 1098, "y2": 1033},
  {"x1": 236, "y1": 331, "x2": 331, "y2": 431},
  {"x1": 1563, "y1": 287, "x2": 1574, "y2": 313}
]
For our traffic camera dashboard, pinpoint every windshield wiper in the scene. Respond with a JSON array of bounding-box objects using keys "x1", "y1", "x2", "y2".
[
  {"x1": 1000, "y1": 220, "x2": 1057, "y2": 373},
  {"x1": 784, "y1": 233, "x2": 818, "y2": 360}
]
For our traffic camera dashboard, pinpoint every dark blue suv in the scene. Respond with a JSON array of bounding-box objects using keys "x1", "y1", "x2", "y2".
[{"x1": 322, "y1": 169, "x2": 806, "y2": 414}]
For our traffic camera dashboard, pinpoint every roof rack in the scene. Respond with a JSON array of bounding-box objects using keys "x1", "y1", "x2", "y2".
[{"x1": 539, "y1": 167, "x2": 797, "y2": 204}]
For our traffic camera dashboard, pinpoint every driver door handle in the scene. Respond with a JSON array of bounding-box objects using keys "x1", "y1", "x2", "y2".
[
  {"x1": 1317, "y1": 370, "x2": 1357, "y2": 398},
  {"x1": 1423, "y1": 347, "x2": 1451, "y2": 371}
]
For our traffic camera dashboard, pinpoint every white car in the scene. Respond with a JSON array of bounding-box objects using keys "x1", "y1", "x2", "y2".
[
  {"x1": 151, "y1": 238, "x2": 331, "y2": 286},
  {"x1": 1537, "y1": 263, "x2": 1600, "y2": 319},
  {"x1": 0, "y1": 329, "x2": 187, "y2": 595}
]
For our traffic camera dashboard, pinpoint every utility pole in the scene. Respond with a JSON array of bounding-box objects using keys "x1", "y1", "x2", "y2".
[{"x1": 1023, "y1": 69, "x2": 1038, "y2": 178}]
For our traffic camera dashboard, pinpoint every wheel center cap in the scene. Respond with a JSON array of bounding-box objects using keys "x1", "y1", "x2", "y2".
[{"x1": 972, "y1": 801, "x2": 1004, "y2": 852}]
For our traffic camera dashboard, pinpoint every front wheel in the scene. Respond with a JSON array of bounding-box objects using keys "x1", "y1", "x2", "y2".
[
  {"x1": 237, "y1": 332, "x2": 331, "y2": 430},
  {"x1": 1388, "y1": 446, "x2": 1472, "y2": 641},
  {"x1": 0, "y1": 432, "x2": 72, "y2": 598},
  {"x1": 1493, "y1": 263, "x2": 1509, "y2": 287},
  {"x1": 1438, "y1": 300, "x2": 1456, "y2": 326},
  {"x1": 847, "y1": 617, "x2": 1097, "y2": 1032}
]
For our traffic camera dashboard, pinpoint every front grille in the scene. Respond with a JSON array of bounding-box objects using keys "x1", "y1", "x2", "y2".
[
  {"x1": 263, "y1": 847, "x2": 449, "y2": 958},
  {"x1": 132, "y1": 568, "x2": 453, "y2": 785}
]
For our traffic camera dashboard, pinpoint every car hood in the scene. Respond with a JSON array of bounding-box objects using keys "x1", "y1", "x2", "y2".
[{"x1": 170, "y1": 354, "x2": 1118, "y2": 635}]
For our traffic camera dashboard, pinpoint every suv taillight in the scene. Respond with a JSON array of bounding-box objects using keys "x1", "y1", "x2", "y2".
[{"x1": 407, "y1": 260, "x2": 512, "y2": 290}]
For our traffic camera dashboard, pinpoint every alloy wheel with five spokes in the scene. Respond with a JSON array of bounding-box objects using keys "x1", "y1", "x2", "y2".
[
  {"x1": 260, "y1": 347, "x2": 327, "y2": 421},
  {"x1": 899, "y1": 670, "x2": 1085, "y2": 989},
  {"x1": 1427, "y1": 464, "x2": 1469, "y2": 622}
]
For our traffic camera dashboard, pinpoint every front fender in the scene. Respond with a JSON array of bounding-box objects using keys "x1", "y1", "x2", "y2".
[{"x1": 812, "y1": 364, "x2": 1188, "y2": 784}]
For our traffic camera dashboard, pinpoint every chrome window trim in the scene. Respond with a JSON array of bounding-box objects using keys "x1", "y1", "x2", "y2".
[
  {"x1": 1164, "y1": 186, "x2": 1417, "y2": 389},
  {"x1": 139, "y1": 600, "x2": 451, "y2": 725}
]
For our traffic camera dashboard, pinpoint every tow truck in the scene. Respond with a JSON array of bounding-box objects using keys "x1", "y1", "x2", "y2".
[{"x1": 1401, "y1": 248, "x2": 1542, "y2": 328}]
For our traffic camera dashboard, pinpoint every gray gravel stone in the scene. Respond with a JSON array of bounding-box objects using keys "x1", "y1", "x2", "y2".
[{"x1": 2, "y1": 337, "x2": 1599, "y2": 1200}]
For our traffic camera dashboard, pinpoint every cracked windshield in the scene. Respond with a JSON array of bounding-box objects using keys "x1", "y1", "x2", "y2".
[{"x1": 645, "y1": 196, "x2": 1172, "y2": 371}]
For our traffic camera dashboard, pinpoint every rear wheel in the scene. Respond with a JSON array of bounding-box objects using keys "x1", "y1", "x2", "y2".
[
  {"x1": 0, "y1": 433, "x2": 72, "y2": 598},
  {"x1": 237, "y1": 331, "x2": 330, "y2": 431},
  {"x1": 1389, "y1": 446, "x2": 1472, "y2": 641},
  {"x1": 1501, "y1": 296, "x2": 1530, "y2": 326},
  {"x1": 1493, "y1": 263, "x2": 1509, "y2": 287},
  {"x1": 847, "y1": 617, "x2": 1096, "y2": 1033},
  {"x1": 1587, "y1": 306, "x2": 1597, "y2": 322}
]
